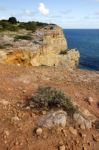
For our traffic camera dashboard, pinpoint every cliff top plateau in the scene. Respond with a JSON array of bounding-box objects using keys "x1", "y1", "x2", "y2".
[{"x1": 0, "y1": 64, "x2": 99, "y2": 150}]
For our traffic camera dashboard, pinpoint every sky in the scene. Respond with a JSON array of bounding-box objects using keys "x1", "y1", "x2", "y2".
[{"x1": 0, "y1": 0, "x2": 99, "y2": 29}]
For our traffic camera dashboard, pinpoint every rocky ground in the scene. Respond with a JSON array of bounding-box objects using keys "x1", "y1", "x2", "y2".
[{"x1": 0, "y1": 63, "x2": 99, "y2": 150}]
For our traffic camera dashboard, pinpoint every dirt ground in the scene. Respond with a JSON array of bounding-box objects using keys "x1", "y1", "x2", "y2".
[{"x1": 0, "y1": 64, "x2": 99, "y2": 150}]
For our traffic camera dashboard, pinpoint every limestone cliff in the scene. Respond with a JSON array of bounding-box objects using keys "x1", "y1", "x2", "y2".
[{"x1": 0, "y1": 24, "x2": 80, "y2": 68}]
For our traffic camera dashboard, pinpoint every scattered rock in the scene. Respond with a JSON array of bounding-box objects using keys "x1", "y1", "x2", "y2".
[
  {"x1": 69, "y1": 127, "x2": 77, "y2": 136},
  {"x1": 85, "y1": 96, "x2": 94, "y2": 105},
  {"x1": 37, "y1": 110, "x2": 67, "y2": 128},
  {"x1": 74, "y1": 139, "x2": 79, "y2": 145},
  {"x1": 58, "y1": 145, "x2": 65, "y2": 150},
  {"x1": 14, "y1": 140, "x2": 20, "y2": 146},
  {"x1": 92, "y1": 134, "x2": 98, "y2": 142},
  {"x1": 4, "y1": 140, "x2": 7, "y2": 144},
  {"x1": 58, "y1": 140, "x2": 64, "y2": 146},
  {"x1": 97, "y1": 102, "x2": 99, "y2": 108},
  {"x1": 82, "y1": 146, "x2": 87, "y2": 150},
  {"x1": 82, "y1": 109, "x2": 96, "y2": 123},
  {"x1": 41, "y1": 110, "x2": 47, "y2": 115},
  {"x1": 79, "y1": 132, "x2": 86, "y2": 139},
  {"x1": 36, "y1": 128, "x2": 43, "y2": 136},
  {"x1": 4, "y1": 130, "x2": 10, "y2": 137},
  {"x1": 25, "y1": 106, "x2": 30, "y2": 110},
  {"x1": 11, "y1": 116, "x2": 20, "y2": 122},
  {"x1": 3, "y1": 130, "x2": 10, "y2": 143},
  {"x1": 87, "y1": 141, "x2": 91, "y2": 146},
  {"x1": 94, "y1": 120, "x2": 99, "y2": 129},
  {"x1": 22, "y1": 89, "x2": 26, "y2": 93},
  {"x1": 42, "y1": 134, "x2": 48, "y2": 139},
  {"x1": 61, "y1": 129, "x2": 67, "y2": 137},
  {"x1": 0, "y1": 99, "x2": 9, "y2": 105}
]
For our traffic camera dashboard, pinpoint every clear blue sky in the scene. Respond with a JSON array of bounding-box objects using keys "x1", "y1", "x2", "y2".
[{"x1": 0, "y1": 0, "x2": 99, "y2": 28}]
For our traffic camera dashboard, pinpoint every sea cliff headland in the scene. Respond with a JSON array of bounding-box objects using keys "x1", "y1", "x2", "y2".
[
  {"x1": 0, "y1": 18, "x2": 99, "y2": 150},
  {"x1": 0, "y1": 19, "x2": 79, "y2": 68}
]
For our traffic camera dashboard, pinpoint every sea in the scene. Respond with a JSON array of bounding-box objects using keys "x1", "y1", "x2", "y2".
[{"x1": 64, "y1": 29, "x2": 99, "y2": 71}]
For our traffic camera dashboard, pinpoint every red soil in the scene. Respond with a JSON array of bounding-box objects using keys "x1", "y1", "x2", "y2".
[{"x1": 0, "y1": 64, "x2": 99, "y2": 150}]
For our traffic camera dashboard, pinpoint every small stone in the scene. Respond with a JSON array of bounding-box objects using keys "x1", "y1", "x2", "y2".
[
  {"x1": 15, "y1": 140, "x2": 19, "y2": 146},
  {"x1": 97, "y1": 102, "x2": 99, "y2": 108},
  {"x1": 59, "y1": 145, "x2": 65, "y2": 150},
  {"x1": 58, "y1": 140, "x2": 64, "y2": 146},
  {"x1": 4, "y1": 140, "x2": 7, "y2": 144},
  {"x1": 17, "y1": 103, "x2": 20, "y2": 107},
  {"x1": 4, "y1": 130, "x2": 9, "y2": 136},
  {"x1": 42, "y1": 110, "x2": 47, "y2": 115},
  {"x1": 17, "y1": 64, "x2": 20, "y2": 66},
  {"x1": 69, "y1": 127, "x2": 77, "y2": 136},
  {"x1": 61, "y1": 129, "x2": 67, "y2": 137},
  {"x1": 25, "y1": 106, "x2": 30, "y2": 110},
  {"x1": 74, "y1": 140, "x2": 79, "y2": 145},
  {"x1": 80, "y1": 124, "x2": 86, "y2": 130},
  {"x1": 94, "y1": 120, "x2": 99, "y2": 129},
  {"x1": 76, "y1": 140, "x2": 79, "y2": 144},
  {"x1": 36, "y1": 128, "x2": 43, "y2": 136},
  {"x1": 0, "y1": 99, "x2": 9, "y2": 105},
  {"x1": 19, "y1": 142, "x2": 23, "y2": 146},
  {"x1": 79, "y1": 132, "x2": 86, "y2": 139},
  {"x1": 73, "y1": 113, "x2": 92, "y2": 129},
  {"x1": 11, "y1": 116, "x2": 20, "y2": 122},
  {"x1": 3, "y1": 130, "x2": 9, "y2": 139},
  {"x1": 92, "y1": 134, "x2": 97, "y2": 142},
  {"x1": 23, "y1": 90, "x2": 26, "y2": 93},
  {"x1": 87, "y1": 141, "x2": 91, "y2": 146},
  {"x1": 82, "y1": 146, "x2": 87, "y2": 150},
  {"x1": 42, "y1": 134, "x2": 47, "y2": 139},
  {"x1": 85, "y1": 97, "x2": 94, "y2": 105}
]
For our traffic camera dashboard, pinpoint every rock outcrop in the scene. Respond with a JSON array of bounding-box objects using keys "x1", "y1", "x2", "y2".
[
  {"x1": 37, "y1": 110, "x2": 67, "y2": 128},
  {"x1": 0, "y1": 24, "x2": 80, "y2": 68}
]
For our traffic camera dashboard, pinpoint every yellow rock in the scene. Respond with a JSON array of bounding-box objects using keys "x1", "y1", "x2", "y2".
[{"x1": 0, "y1": 25, "x2": 80, "y2": 68}]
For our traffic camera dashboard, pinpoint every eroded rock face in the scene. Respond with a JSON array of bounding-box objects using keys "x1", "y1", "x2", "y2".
[
  {"x1": 0, "y1": 24, "x2": 80, "y2": 68},
  {"x1": 30, "y1": 48, "x2": 79, "y2": 67}
]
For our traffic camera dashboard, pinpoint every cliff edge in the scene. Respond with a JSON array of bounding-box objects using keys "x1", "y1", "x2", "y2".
[{"x1": 0, "y1": 24, "x2": 80, "y2": 68}]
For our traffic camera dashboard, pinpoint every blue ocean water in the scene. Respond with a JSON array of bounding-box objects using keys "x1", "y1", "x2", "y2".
[{"x1": 64, "y1": 29, "x2": 99, "y2": 71}]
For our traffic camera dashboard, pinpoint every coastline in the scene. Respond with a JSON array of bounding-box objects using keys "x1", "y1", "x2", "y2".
[{"x1": 64, "y1": 29, "x2": 99, "y2": 71}]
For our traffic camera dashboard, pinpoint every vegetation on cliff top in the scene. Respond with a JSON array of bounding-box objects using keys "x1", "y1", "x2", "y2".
[{"x1": 0, "y1": 17, "x2": 48, "y2": 32}]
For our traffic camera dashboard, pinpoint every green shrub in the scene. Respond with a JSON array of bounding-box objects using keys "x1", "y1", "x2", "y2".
[
  {"x1": 0, "y1": 20, "x2": 19, "y2": 31},
  {"x1": 14, "y1": 35, "x2": 32, "y2": 41},
  {"x1": 18, "y1": 21, "x2": 47, "y2": 32},
  {"x1": 8, "y1": 17, "x2": 17, "y2": 24},
  {"x1": 0, "y1": 18, "x2": 48, "y2": 32},
  {"x1": 28, "y1": 87, "x2": 77, "y2": 116}
]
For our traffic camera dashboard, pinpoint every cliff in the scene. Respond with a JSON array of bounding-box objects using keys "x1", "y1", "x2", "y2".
[{"x1": 0, "y1": 24, "x2": 80, "y2": 68}]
